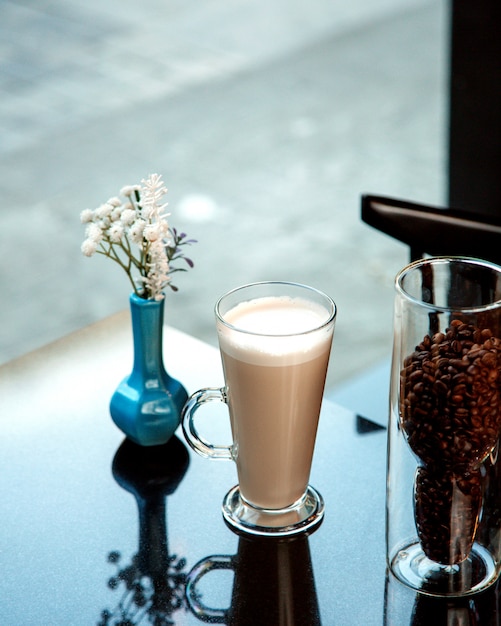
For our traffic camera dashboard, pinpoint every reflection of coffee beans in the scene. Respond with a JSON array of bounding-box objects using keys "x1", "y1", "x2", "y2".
[
  {"x1": 415, "y1": 467, "x2": 482, "y2": 565},
  {"x1": 401, "y1": 320, "x2": 501, "y2": 474},
  {"x1": 400, "y1": 320, "x2": 501, "y2": 565}
]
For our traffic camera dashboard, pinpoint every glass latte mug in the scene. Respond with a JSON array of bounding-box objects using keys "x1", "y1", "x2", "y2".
[{"x1": 182, "y1": 281, "x2": 336, "y2": 537}]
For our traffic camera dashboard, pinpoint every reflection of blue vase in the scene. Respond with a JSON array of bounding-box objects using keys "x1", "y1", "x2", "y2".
[
  {"x1": 111, "y1": 436, "x2": 190, "y2": 579},
  {"x1": 110, "y1": 293, "x2": 188, "y2": 446}
]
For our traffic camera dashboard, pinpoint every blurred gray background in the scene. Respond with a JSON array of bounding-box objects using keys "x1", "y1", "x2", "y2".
[{"x1": 0, "y1": 0, "x2": 447, "y2": 394}]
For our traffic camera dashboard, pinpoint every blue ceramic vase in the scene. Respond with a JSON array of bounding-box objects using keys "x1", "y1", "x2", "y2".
[{"x1": 110, "y1": 293, "x2": 189, "y2": 446}]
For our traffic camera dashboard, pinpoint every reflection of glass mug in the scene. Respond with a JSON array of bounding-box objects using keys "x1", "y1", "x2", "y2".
[
  {"x1": 182, "y1": 282, "x2": 336, "y2": 536},
  {"x1": 185, "y1": 535, "x2": 321, "y2": 625}
]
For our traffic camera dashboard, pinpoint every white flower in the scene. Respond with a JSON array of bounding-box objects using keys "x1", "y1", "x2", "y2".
[
  {"x1": 140, "y1": 205, "x2": 153, "y2": 220},
  {"x1": 143, "y1": 223, "x2": 162, "y2": 242},
  {"x1": 141, "y1": 173, "x2": 167, "y2": 199},
  {"x1": 159, "y1": 220, "x2": 170, "y2": 238},
  {"x1": 153, "y1": 240, "x2": 169, "y2": 264},
  {"x1": 86, "y1": 222, "x2": 104, "y2": 243},
  {"x1": 121, "y1": 208, "x2": 137, "y2": 226},
  {"x1": 80, "y1": 173, "x2": 195, "y2": 300},
  {"x1": 108, "y1": 223, "x2": 125, "y2": 243},
  {"x1": 142, "y1": 239, "x2": 170, "y2": 300},
  {"x1": 111, "y1": 207, "x2": 122, "y2": 222},
  {"x1": 97, "y1": 217, "x2": 111, "y2": 231},
  {"x1": 129, "y1": 219, "x2": 147, "y2": 244},
  {"x1": 139, "y1": 173, "x2": 168, "y2": 220},
  {"x1": 120, "y1": 185, "x2": 140, "y2": 197},
  {"x1": 95, "y1": 203, "x2": 113, "y2": 219},
  {"x1": 81, "y1": 239, "x2": 98, "y2": 256},
  {"x1": 80, "y1": 209, "x2": 94, "y2": 223}
]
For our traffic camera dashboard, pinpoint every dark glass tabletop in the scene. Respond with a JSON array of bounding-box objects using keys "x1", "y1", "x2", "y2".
[{"x1": 0, "y1": 314, "x2": 499, "y2": 625}]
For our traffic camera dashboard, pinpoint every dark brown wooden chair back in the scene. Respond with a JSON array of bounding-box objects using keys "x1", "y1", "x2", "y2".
[{"x1": 361, "y1": 195, "x2": 501, "y2": 265}]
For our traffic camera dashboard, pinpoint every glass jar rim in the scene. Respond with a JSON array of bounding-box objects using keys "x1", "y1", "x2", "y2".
[{"x1": 395, "y1": 256, "x2": 501, "y2": 313}]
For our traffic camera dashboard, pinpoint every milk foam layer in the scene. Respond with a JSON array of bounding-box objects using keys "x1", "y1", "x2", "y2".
[{"x1": 219, "y1": 296, "x2": 332, "y2": 365}]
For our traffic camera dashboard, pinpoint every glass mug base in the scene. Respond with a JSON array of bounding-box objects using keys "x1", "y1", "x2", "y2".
[
  {"x1": 390, "y1": 540, "x2": 499, "y2": 597},
  {"x1": 222, "y1": 484, "x2": 325, "y2": 537}
]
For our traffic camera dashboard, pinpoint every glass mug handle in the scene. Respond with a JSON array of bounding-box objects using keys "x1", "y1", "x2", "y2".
[
  {"x1": 182, "y1": 387, "x2": 235, "y2": 460},
  {"x1": 185, "y1": 555, "x2": 233, "y2": 623}
]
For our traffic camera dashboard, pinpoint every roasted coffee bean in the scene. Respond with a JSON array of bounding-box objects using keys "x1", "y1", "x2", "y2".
[
  {"x1": 482, "y1": 351, "x2": 497, "y2": 367},
  {"x1": 400, "y1": 322, "x2": 501, "y2": 471},
  {"x1": 400, "y1": 321, "x2": 501, "y2": 565},
  {"x1": 415, "y1": 467, "x2": 482, "y2": 565},
  {"x1": 433, "y1": 379, "x2": 448, "y2": 396},
  {"x1": 451, "y1": 340, "x2": 463, "y2": 354},
  {"x1": 433, "y1": 332, "x2": 446, "y2": 344}
]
